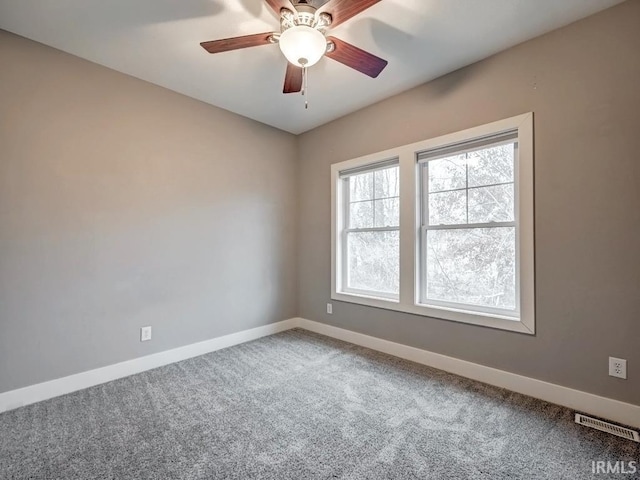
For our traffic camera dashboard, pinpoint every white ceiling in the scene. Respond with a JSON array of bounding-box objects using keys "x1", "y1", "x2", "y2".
[{"x1": 0, "y1": 0, "x2": 623, "y2": 134}]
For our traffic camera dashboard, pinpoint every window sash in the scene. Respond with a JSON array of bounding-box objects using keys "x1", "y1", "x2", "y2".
[
  {"x1": 343, "y1": 164, "x2": 400, "y2": 230},
  {"x1": 341, "y1": 229, "x2": 400, "y2": 300},
  {"x1": 418, "y1": 225, "x2": 520, "y2": 317},
  {"x1": 420, "y1": 145, "x2": 518, "y2": 228}
]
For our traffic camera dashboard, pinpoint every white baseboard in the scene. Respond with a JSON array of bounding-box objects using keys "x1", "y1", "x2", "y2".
[
  {"x1": 0, "y1": 318, "x2": 297, "y2": 414},
  {"x1": 296, "y1": 318, "x2": 640, "y2": 429},
  {"x1": 3, "y1": 316, "x2": 638, "y2": 431}
]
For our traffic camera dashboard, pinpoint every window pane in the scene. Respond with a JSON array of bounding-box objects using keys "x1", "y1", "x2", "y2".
[
  {"x1": 349, "y1": 200, "x2": 374, "y2": 229},
  {"x1": 374, "y1": 198, "x2": 399, "y2": 227},
  {"x1": 374, "y1": 166, "x2": 399, "y2": 198},
  {"x1": 425, "y1": 227, "x2": 516, "y2": 310},
  {"x1": 349, "y1": 172, "x2": 374, "y2": 201},
  {"x1": 468, "y1": 184, "x2": 515, "y2": 224},
  {"x1": 429, "y1": 190, "x2": 467, "y2": 225},
  {"x1": 467, "y1": 143, "x2": 514, "y2": 188},
  {"x1": 347, "y1": 231, "x2": 399, "y2": 295},
  {"x1": 428, "y1": 156, "x2": 466, "y2": 193}
]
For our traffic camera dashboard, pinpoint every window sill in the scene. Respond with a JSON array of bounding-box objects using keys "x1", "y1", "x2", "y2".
[
  {"x1": 331, "y1": 291, "x2": 534, "y2": 335},
  {"x1": 338, "y1": 289, "x2": 399, "y2": 303},
  {"x1": 415, "y1": 302, "x2": 519, "y2": 322}
]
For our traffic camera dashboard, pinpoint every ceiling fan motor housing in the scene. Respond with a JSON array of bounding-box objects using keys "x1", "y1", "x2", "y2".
[{"x1": 280, "y1": 4, "x2": 331, "y2": 32}]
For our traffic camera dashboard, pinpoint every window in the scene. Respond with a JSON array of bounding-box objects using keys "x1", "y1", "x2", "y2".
[
  {"x1": 331, "y1": 114, "x2": 534, "y2": 334},
  {"x1": 340, "y1": 161, "x2": 400, "y2": 299},
  {"x1": 419, "y1": 133, "x2": 518, "y2": 317}
]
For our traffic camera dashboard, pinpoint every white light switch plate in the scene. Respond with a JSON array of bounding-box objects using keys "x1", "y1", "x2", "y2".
[{"x1": 140, "y1": 326, "x2": 152, "y2": 342}]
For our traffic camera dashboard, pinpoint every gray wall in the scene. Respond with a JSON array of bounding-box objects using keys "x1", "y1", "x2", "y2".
[
  {"x1": 298, "y1": 1, "x2": 640, "y2": 405},
  {"x1": 1, "y1": 1, "x2": 638, "y2": 406},
  {"x1": 0, "y1": 30, "x2": 298, "y2": 393}
]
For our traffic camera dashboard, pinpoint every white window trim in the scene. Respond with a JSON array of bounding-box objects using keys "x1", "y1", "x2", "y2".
[{"x1": 331, "y1": 113, "x2": 535, "y2": 334}]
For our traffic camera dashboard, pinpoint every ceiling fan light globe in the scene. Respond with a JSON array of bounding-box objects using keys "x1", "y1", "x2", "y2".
[{"x1": 279, "y1": 25, "x2": 326, "y2": 68}]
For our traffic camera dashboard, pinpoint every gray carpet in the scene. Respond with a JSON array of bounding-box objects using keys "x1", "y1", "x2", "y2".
[{"x1": 1, "y1": 329, "x2": 638, "y2": 479}]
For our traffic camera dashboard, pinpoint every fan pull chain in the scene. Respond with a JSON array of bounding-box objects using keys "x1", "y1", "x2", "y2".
[{"x1": 302, "y1": 66, "x2": 309, "y2": 109}]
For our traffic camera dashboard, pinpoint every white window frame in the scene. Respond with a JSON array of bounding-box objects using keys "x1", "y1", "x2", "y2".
[
  {"x1": 418, "y1": 131, "x2": 520, "y2": 318},
  {"x1": 331, "y1": 113, "x2": 535, "y2": 334},
  {"x1": 339, "y1": 159, "x2": 400, "y2": 301}
]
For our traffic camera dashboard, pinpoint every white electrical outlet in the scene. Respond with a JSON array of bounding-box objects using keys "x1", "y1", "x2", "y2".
[
  {"x1": 327, "y1": 303, "x2": 333, "y2": 315},
  {"x1": 609, "y1": 357, "x2": 627, "y2": 379},
  {"x1": 140, "y1": 326, "x2": 152, "y2": 342}
]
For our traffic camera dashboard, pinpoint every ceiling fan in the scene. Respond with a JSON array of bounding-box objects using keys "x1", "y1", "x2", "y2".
[{"x1": 200, "y1": 0, "x2": 388, "y2": 96}]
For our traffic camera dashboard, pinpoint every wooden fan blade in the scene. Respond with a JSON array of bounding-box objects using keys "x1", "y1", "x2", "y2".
[
  {"x1": 283, "y1": 63, "x2": 303, "y2": 94},
  {"x1": 326, "y1": 36, "x2": 388, "y2": 78},
  {"x1": 264, "y1": 0, "x2": 295, "y2": 16},
  {"x1": 200, "y1": 33, "x2": 274, "y2": 54},
  {"x1": 320, "y1": 0, "x2": 382, "y2": 29}
]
